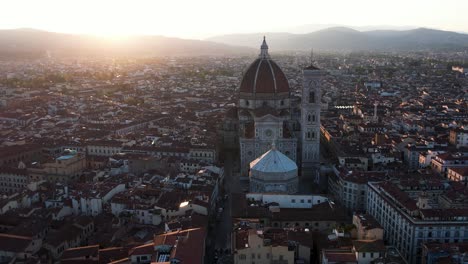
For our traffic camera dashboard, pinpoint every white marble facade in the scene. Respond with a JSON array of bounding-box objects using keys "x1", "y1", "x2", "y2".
[{"x1": 237, "y1": 38, "x2": 323, "y2": 181}]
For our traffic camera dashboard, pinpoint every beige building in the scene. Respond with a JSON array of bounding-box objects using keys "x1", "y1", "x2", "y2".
[
  {"x1": 352, "y1": 214, "x2": 384, "y2": 240},
  {"x1": 233, "y1": 228, "x2": 295, "y2": 264},
  {"x1": 28, "y1": 150, "x2": 86, "y2": 183},
  {"x1": 447, "y1": 167, "x2": 468, "y2": 186},
  {"x1": 430, "y1": 153, "x2": 468, "y2": 176}
]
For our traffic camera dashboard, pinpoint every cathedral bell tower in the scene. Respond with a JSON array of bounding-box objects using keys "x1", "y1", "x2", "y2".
[{"x1": 300, "y1": 63, "x2": 324, "y2": 177}]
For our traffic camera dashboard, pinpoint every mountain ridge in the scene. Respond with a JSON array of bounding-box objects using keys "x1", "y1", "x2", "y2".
[
  {"x1": 1, "y1": 26, "x2": 468, "y2": 58},
  {"x1": 207, "y1": 27, "x2": 468, "y2": 51},
  {"x1": 0, "y1": 29, "x2": 256, "y2": 58}
]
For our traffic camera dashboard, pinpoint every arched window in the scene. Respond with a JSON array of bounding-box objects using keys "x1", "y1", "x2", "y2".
[
  {"x1": 307, "y1": 115, "x2": 311, "y2": 122},
  {"x1": 309, "y1": 91, "x2": 315, "y2": 103}
]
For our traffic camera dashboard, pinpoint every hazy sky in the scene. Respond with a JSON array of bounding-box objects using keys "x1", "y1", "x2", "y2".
[{"x1": 1, "y1": 0, "x2": 467, "y2": 38}]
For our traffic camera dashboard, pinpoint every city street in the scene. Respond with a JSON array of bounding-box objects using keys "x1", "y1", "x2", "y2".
[{"x1": 206, "y1": 151, "x2": 240, "y2": 264}]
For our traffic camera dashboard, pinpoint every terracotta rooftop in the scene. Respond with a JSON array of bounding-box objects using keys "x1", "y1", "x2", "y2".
[
  {"x1": 352, "y1": 240, "x2": 386, "y2": 252},
  {"x1": 239, "y1": 57, "x2": 290, "y2": 95},
  {"x1": 0, "y1": 233, "x2": 32, "y2": 253},
  {"x1": 61, "y1": 245, "x2": 99, "y2": 260}
]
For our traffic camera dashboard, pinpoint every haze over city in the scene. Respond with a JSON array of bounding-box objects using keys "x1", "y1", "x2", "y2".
[{"x1": 1, "y1": 0, "x2": 468, "y2": 38}]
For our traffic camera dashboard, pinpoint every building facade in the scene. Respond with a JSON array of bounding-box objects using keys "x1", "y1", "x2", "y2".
[
  {"x1": 233, "y1": 228, "x2": 295, "y2": 264},
  {"x1": 367, "y1": 181, "x2": 468, "y2": 264},
  {"x1": 0, "y1": 167, "x2": 29, "y2": 194},
  {"x1": 449, "y1": 127, "x2": 468, "y2": 148},
  {"x1": 226, "y1": 38, "x2": 324, "y2": 179}
]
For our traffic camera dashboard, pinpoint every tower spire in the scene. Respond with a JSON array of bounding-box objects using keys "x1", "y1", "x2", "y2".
[{"x1": 259, "y1": 36, "x2": 270, "y2": 59}]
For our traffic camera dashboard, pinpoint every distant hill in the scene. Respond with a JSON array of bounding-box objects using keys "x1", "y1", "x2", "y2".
[
  {"x1": 207, "y1": 27, "x2": 468, "y2": 52},
  {"x1": 277, "y1": 24, "x2": 416, "y2": 34},
  {"x1": 0, "y1": 29, "x2": 255, "y2": 58}
]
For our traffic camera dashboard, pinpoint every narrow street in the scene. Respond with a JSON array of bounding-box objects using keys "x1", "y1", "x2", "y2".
[{"x1": 206, "y1": 151, "x2": 240, "y2": 264}]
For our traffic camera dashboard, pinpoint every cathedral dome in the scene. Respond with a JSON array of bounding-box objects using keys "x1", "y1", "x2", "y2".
[
  {"x1": 250, "y1": 147, "x2": 297, "y2": 174},
  {"x1": 239, "y1": 38, "x2": 290, "y2": 96}
]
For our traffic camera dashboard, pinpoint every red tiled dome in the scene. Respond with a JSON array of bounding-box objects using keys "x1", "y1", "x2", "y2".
[
  {"x1": 239, "y1": 38, "x2": 289, "y2": 96},
  {"x1": 239, "y1": 58, "x2": 290, "y2": 95}
]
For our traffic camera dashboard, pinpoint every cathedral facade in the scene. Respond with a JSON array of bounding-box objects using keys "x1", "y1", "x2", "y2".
[{"x1": 223, "y1": 38, "x2": 323, "y2": 181}]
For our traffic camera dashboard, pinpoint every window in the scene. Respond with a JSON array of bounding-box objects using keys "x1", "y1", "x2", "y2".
[
  {"x1": 239, "y1": 254, "x2": 246, "y2": 260},
  {"x1": 279, "y1": 255, "x2": 284, "y2": 261},
  {"x1": 308, "y1": 115, "x2": 311, "y2": 122},
  {"x1": 363, "y1": 252, "x2": 366, "y2": 258},
  {"x1": 280, "y1": 100, "x2": 284, "y2": 106},
  {"x1": 300, "y1": 199, "x2": 304, "y2": 203},
  {"x1": 309, "y1": 91, "x2": 315, "y2": 103},
  {"x1": 291, "y1": 199, "x2": 296, "y2": 203},
  {"x1": 252, "y1": 253, "x2": 255, "y2": 259},
  {"x1": 266, "y1": 253, "x2": 270, "y2": 259},
  {"x1": 308, "y1": 199, "x2": 312, "y2": 203},
  {"x1": 371, "y1": 253, "x2": 374, "y2": 258},
  {"x1": 245, "y1": 100, "x2": 249, "y2": 106}
]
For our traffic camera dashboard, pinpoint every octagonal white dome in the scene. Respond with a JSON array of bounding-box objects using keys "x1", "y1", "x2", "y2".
[{"x1": 250, "y1": 148, "x2": 297, "y2": 173}]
